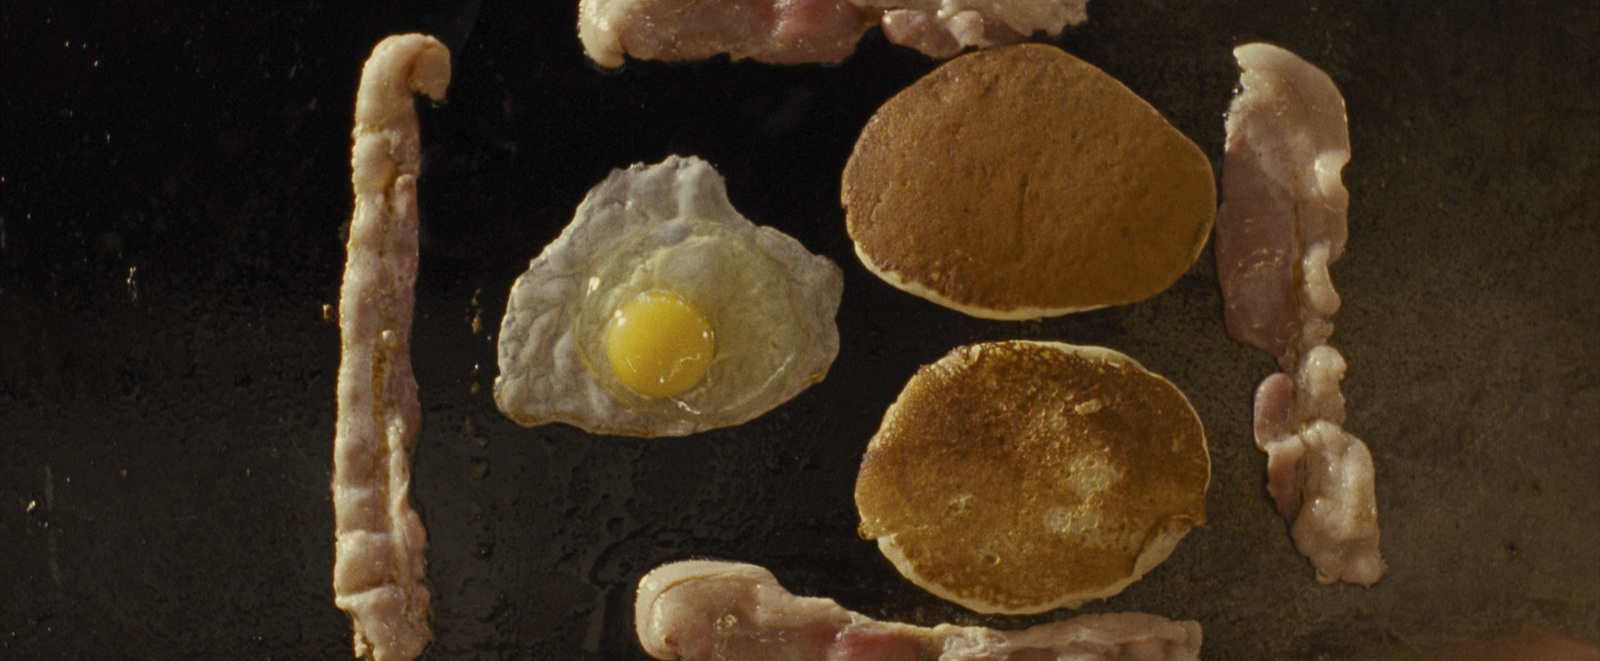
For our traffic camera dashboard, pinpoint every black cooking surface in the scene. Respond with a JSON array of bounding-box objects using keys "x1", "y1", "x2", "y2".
[{"x1": 3, "y1": 2, "x2": 1598, "y2": 659}]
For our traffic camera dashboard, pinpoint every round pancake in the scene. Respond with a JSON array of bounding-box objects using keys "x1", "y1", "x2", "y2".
[
  {"x1": 842, "y1": 44, "x2": 1216, "y2": 319},
  {"x1": 854, "y1": 341, "x2": 1209, "y2": 614}
]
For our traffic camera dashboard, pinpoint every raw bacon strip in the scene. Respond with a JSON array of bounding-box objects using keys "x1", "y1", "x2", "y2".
[
  {"x1": 1216, "y1": 44, "x2": 1349, "y2": 366},
  {"x1": 577, "y1": 0, "x2": 1089, "y2": 69},
  {"x1": 862, "y1": 0, "x2": 1090, "y2": 59},
  {"x1": 636, "y1": 560, "x2": 1203, "y2": 661},
  {"x1": 1217, "y1": 42, "x2": 1384, "y2": 586},
  {"x1": 332, "y1": 34, "x2": 450, "y2": 661}
]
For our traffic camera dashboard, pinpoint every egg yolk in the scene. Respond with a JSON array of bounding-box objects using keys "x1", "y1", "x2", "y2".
[{"x1": 604, "y1": 291, "x2": 715, "y2": 398}]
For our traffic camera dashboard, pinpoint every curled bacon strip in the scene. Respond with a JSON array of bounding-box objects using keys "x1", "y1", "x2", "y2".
[{"x1": 332, "y1": 34, "x2": 450, "y2": 661}]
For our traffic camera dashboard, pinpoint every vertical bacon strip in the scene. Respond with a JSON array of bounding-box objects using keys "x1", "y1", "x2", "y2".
[
  {"x1": 333, "y1": 34, "x2": 450, "y2": 661},
  {"x1": 1216, "y1": 43, "x2": 1385, "y2": 586},
  {"x1": 636, "y1": 560, "x2": 1203, "y2": 661}
]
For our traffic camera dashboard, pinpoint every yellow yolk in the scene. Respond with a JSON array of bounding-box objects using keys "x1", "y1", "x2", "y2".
[{"x1": 605, "y1": 291, "x2": 715, "y2": 398}]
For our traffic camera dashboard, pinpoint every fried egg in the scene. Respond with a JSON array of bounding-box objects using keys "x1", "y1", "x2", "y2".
[{"x1": 494, "y1": 155, "x2": 844, "y2": 437}]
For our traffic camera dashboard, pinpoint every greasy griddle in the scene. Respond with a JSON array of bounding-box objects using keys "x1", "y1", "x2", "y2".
[{"x1": 2, "y1": 2, "x2": 1597, "y2": 660}]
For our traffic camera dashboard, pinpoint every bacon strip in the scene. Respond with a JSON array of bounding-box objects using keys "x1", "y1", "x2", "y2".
[
  {"x1": 577, "y1": 0, "x2": 1089, "y2": 68},
  {"x1": 332, "y1": 34, "x2": 450, "y2": 661},
  {"x1": 636, "y1": 560, "x2": 1203, "y2": 661},
  {"x1": 1216, "y1": 42, "x2": 1384, "y2": 587}
]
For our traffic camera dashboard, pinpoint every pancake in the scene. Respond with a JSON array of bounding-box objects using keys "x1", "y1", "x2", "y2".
[
  {"x1": 854, "y1": 341, "x2": 1209, "y2": 614},
  {"x1": 841, "y1": 43, "x2": 1216, "y2": 319}
]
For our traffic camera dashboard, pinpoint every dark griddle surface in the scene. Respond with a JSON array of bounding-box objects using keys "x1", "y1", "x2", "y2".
[{"x1": 3, "y1": 2, "x2": 1597, "y2": 659}]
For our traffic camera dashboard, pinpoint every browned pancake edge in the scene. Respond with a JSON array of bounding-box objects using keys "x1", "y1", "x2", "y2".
[{"x1": 854, "y1": 340, "x2": 1210, "y2": 614}]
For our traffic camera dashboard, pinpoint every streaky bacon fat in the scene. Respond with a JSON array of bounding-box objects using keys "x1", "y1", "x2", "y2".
[
  {"x1": 332, "y1": 33, "x2": 450, "y2": 661},
  {"x1": 636, "y1": 560, "x2": 1203, "y2": 661},
  {"x1": 578, "y1": 0, "x2": 1089, "y2": 68},
  {"x1": 1216, "y1": 42, "x2": 1385, "y2": 587}
]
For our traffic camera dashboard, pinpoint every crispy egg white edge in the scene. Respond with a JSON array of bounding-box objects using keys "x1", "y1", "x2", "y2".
[{"x1": 494, "y1": 155, "x2": 843, "y2": 437}]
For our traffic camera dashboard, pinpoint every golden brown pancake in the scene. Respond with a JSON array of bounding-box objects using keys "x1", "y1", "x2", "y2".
[
  {"x1": 854, "y1": 341, "x2": 1209, "y2": 614},
  {"x1": 842, "y1": 44, "x2": 1216, "y2": 320}
]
